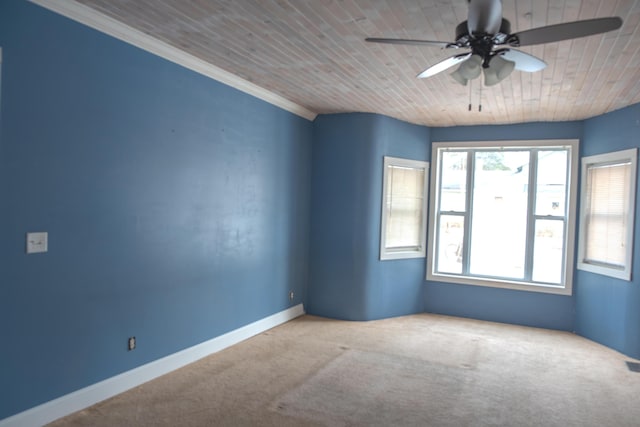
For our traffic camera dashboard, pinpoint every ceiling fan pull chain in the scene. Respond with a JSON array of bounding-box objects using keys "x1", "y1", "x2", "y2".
[
  {"x1": 479, "y1": 83, "x2": 483, "y2": 112},
  {"x1": 468, "y1": 80, "x2": 472, "y2": 111}
]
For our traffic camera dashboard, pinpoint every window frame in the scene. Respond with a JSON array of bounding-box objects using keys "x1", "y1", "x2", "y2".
[
  {"x1": 426, "y1": 139, "x2": 579, "y2": 295},
  {"x1": 577, "y1": 148, "x2": 638, "y2": 280},
  {"x1": 380, "y1": 156, "x2": 429, "y2": 261}
]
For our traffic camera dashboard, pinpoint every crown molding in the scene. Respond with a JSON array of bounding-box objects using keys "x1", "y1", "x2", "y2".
[{"x1": 29, "y1": 0, "x2": 317, "y2": 121}]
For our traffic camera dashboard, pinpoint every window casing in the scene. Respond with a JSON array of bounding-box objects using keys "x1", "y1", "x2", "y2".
[
  {"x1": 577, "y1": 148, "x2": 637, "y2": 280},
  {"x1": 380, "y1": 156, "x2": 429, "y2": 260},
  {"x1": 427, "y1": 140, "x2": 579, "y2": 295}
]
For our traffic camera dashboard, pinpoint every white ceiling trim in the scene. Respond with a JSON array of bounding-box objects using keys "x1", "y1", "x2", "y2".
[{"x1": 29, "y1": 0, "x2": 318, "y2": 121}]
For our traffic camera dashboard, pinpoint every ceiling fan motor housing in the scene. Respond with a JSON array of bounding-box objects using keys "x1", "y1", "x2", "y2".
[
  {"x1": 455, "y1": 19, "x2": 511, "y2": 44},
  {"x1": 455, "y1": 19, "x2": 512, "y2": 67}
]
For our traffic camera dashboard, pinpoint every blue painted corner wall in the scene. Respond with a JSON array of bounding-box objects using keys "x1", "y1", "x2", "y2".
[
  {"x1": 0, "y1": 0, "x2": 311, "y2": 419},
  {"x1": 575, "y1": 104, "x2": 640, "y2": 359},
  {"x1": 308, "y1": 114, "x2": 429, "y2": 320},
  {"x1": 308, "y1": 112, "x2": 640, "y2": 358}
]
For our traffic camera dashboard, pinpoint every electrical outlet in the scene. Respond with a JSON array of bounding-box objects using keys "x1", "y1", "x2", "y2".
[
  {"x1": 128, "y1": 336, "x2": 136, "y2": 351},
  {"x1": 289, "y1": 291, "x2": 294, "y2": 301}
]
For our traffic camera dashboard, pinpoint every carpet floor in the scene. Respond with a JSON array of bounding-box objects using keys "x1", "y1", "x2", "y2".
[{"x1": 49, "y1": 314, "x2": 640, "y2": 426}]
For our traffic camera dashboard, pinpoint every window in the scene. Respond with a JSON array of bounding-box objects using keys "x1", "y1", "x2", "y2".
[
  {"x1": 380, "y1": 156, "x2": 429, "y2": 260},
  {"x1": 427, "y1": 140, "x2": 579, "y2": 295},
  {"x1": 577, "y1": 148, "x2": 637, "y2": 280}
]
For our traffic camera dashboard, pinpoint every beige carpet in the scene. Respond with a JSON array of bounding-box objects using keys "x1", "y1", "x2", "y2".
[{"x1": 49, "y1": 314, "x2": 640, "y2": 426}]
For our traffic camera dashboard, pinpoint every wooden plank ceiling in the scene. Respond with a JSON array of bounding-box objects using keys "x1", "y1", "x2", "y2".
[{"x1": 75, "y1": 0, "x2": 640, "y2": 127}]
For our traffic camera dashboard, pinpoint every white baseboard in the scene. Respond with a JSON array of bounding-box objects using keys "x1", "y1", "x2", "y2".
[{"x1": 0, "y1": 304, "x2": 305, "y2": 427}]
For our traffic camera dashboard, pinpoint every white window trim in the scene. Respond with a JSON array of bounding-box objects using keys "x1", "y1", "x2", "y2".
[
  {"x1": 426, "y1": 139, "x2": 579, "y2": 295},
  {"x1": 577, "y1": 148, "x2": 637, "y2": 280},
  {"x1": 380, "y1": 156, "x2": 429, "y2": 260}
]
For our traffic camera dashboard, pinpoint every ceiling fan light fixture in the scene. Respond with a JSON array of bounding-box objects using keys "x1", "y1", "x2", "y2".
[
  {"x1": 483, "y1": 55, "x2": 516, "y2": 86},
  {"x1": 450, "y1": 54, "x2": 483, "y2": 85},
  {"x1": 450, "y1": 68, "x2": 469, "y2": 85},
  {"x1": 460, "y1": 54, "x2": 483, "y2": 79}
]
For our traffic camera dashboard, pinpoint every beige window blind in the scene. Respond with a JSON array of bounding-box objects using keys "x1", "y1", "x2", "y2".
[
  {"x1": 385, "y1": 165, "x2": 425, "y2": 250},
  {"x1": 583, "y1": 161, "x2": 631, "y2": 269}
]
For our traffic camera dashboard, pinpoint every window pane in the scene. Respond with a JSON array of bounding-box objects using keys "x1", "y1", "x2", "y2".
[
  {"x1": 536, "y1": 151, "x2": 568, "y2": 216},
  {"x1": 584, "y1": 162, "x2": 631, "y2": 268},
  {"x1": 469, "y1": 151, "x2": 530, "y2": 279},
  {"x1": 437, "y1": 215, "x2": 464, "y2": 274},
  {"x1": 532, "y1": 219, "x2": 564, "y2": 284},
  {"x1": 440, "y1": 152, "x2": 467, "y2": 212},
  {"x1": 385, "y1": 165, "x2": 425, "y2": 249}
]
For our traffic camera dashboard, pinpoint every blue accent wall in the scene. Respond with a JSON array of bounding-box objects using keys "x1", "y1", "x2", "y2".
[
  {"x1": 575, "y1": 104, "x2": 640, "y2": 359},
  {"x1": 426, "y1": 121, "x2": 584, "y2": 331},
  {"x1": 0, "y1": 0, "x2": 311, "y2": 419},
  {"x1": 308, "y1": 114, "x2": 429, "y2": 320}
]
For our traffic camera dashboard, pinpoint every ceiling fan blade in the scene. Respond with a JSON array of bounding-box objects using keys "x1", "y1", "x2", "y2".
[
  {"x1": 417, "y1": 53, "x2": 472, "y2": 78},
  {"x1": 499, "y1": 49, "x2": 546, "y2": 72},
  {"x1": 365, "y1": 37, "x2": 452, "y2": 48},
  {"x1": 510, "y1": 17, "x2": 622, "y2": 47},
  {"x1": 467, "y1": 0, "x2": 503, "y2": 35}
]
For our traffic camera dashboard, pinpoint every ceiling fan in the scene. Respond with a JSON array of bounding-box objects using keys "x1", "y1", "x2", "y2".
[{"x1": 366, "y1": 0, "x2": 623, "y2": 86}]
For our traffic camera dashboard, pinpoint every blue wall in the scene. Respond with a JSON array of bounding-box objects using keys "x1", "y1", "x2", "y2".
[
  {"x1": 425, "y1": 122, "x2": 583, "y2": 331},
  {"x1": 308, "y1": 114, "x2": 429, "y2": 320},
  {"x1": 2, "y1": 0, "x2": 640, "y2": 421},
  {"x1": 0, "y1": 0, "x2": 311, "y2": 419},
  {"x1": 575, "y1": 104, "x2": 640, "y2": 359}
]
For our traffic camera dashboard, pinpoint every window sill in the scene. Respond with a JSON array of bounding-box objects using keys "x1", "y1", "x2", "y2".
[
  {"x1": 380, "y1": 250, "x2": 425, "y2": 261},
  {"x1": 577, "y1": 262, "x2": 631, "y2": 281},
  {"x1": 426, "y1": 272, "x2": 573, "y2": 296}
]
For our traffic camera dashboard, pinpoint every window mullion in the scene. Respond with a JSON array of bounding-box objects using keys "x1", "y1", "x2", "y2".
[
  {"x1": 523, "y1": 150, "x2": 538, "y2": 282},
  {"x1": 436, "y1": 149, "x2": 445, "y2": 215},
  {"x1": 433, "y1": 149, "x2": 446, "y2": 271},
  {"x1": 461, "y1": 151, "x2": 474, "y2": 275}
]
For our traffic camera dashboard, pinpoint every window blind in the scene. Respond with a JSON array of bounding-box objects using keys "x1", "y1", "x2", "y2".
[
  {"x1": 583, "y1": 161, "x2": 631, "y2": 269},
  {"x1": 385, "y1": 165, "x2": 425, "y2": 250}
]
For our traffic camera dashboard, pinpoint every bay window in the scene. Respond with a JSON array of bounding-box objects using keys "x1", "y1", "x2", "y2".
[{"x1": 427, "y1": 140, "x2": 579, "y2": 294}]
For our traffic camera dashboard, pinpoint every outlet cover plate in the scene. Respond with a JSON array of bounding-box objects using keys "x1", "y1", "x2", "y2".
[{"x1": 26, "y1": 232, "x2": 48, "y2": 254}]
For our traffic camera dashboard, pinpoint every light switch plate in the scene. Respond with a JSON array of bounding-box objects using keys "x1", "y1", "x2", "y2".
[{"x1": 26, "y1": 232, "x2": 48, "y2": 254}]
